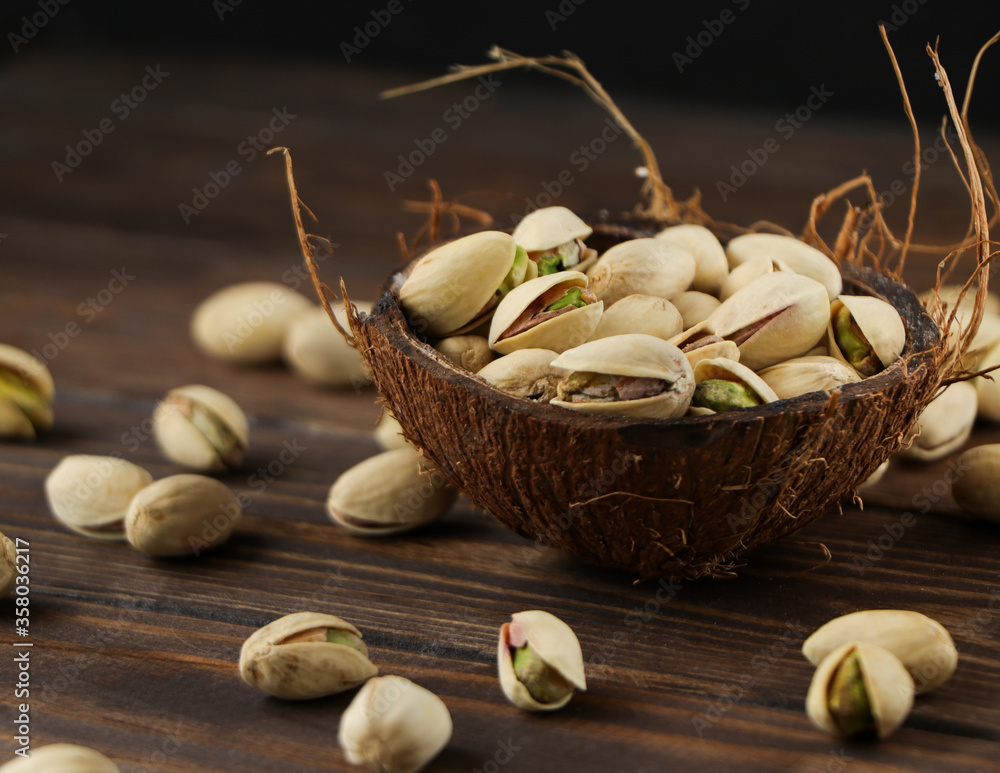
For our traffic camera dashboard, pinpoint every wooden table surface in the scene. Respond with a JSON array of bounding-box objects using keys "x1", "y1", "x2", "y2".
[{"x1": 2, "y1": 50, "x2": 1000, "y2": 773}]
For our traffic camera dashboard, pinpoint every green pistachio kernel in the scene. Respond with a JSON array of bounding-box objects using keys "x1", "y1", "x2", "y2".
[
  {"x1": 691, "y1": 379, "x2": 762, "y2": 412},
  {"x1": 325, "y1": 629, "x2": 366, "y2": 653},
  {"x1": 512, "y1": 644, "x2": 573, "y2": 705},
  {"x1": 536, "y1": 254, "x2": 564, "y2": 276},
  {"x1": 834, "y1": 305, "x2": 880, "y2": 376},
  {"x1": 543, "y1": 287, "x2": 588, "y2": 313},
  {"x1": 499, "y1": 246, "x2": 531, "y2": 296},
  {"x1": 828, "y1": 651, "x2": 876, "y2": 737}
]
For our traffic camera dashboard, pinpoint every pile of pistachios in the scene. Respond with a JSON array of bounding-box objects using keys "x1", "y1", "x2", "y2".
[{"x1": 397, "y1": 207, "x2": 905, "y2": 420}]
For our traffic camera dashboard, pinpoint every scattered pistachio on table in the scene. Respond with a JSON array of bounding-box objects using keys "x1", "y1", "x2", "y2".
[
  {"x1": 0, "y1": 531, "x2": 16, "y2": 597},
  {"x1": 373, "y1": 410, "x2": 410, "y2": 451},
  {"x1": 44, "y1": 454, "x2": 154, "y2": 541},
  {"x1": 239, "y1": 612, "x2": 378, "y2": 699},
  {"x1": 498, "y1": 610, "x2": 587, "y2": 712},
  {"x1": 0, "y1": 343, "x2": 54, "y2": 440},
  {"x1": 0, "y1": 743, "x2": 120, "y2": 772},
  {"x1": 897, "y1": 382, "x2": 977, "y2": 462},
  {"x1": 283, "y1": 302, "x2": 373, "y2": 388},
  {"x1": 125, "y1": 473, "x2": 241, "y2": 556},
  {"x1": 950, "y1": 444, "x2": 1000, "y2": 521},
  {"x1": 153, "y1": 384, "x2": 249, "y2": 472},
  {"x1": 339, "y1": 675, "x2": 453, "y2": 773}
]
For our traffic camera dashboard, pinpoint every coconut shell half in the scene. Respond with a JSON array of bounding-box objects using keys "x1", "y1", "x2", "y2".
[{"x1": 351, "y1": 224, "x2": 940, "y2": 580}]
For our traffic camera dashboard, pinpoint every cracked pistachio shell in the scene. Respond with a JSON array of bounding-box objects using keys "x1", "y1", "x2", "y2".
[
  {"x1": 239, "y1": 612, "x2": 377, "y2": 699},
  {"x1": 191, "y1": 281, "x2": 314, "y2": 364},
  {"x1": 153, "y1": 384, "x2": 249, "y2": 472},
  {"x1": 707, "y1": 272, "x2": 830, "y2": 371},
  {"x1": 125, "y1": 474, "x2": 241, "y2": 556},
  {"x1": 0, "y1": 343, "x2": 54, "y2": 439},
  {"x1": 898, "y1": 382, "x2": 977, "y2": 461},
  {"x1": 718, "y1": 256, "x2": 793, "y2": 301},
  {"x1": 550, "y1": 334, "x2": 694, "y2": 418},
  {"x1": 828, "y1": 296, "x2": 905, "y2": 375},
  {"x1": 671, "y1": 291, "x2": 721, "y2": 329},
  {"x1": 512, "y1": 206, "x2": 592, "y2": 251},
  {"x1": 586, "y1": 238, "x2": 696, "y2": 305},
  {"x1": 803, "y1": 610, "x2": 957, "y2": 693},
  {"x1": 45, "y1": 455, "x2": 154, "y2": 541},
  {"x1": 283, "y1": 302, "x2": 372, "y2": 387},
  {"x1": 725, "y1": 233, "x2": 842, "y2": 300},
  {"x1": 655, "y1": 224, "x2": 728, "y2": 296},
  {"x1": 951, "y1": 444, "x2": 1000, "y2": 521},
  {"x1": 682, "y1": 338, "x2": 741, "y2": 371},
  {"x1": 0, "y1": 743, "x2": 120, "y2": 772},
  {"x1": 690, "y1": 357, "x2": 779, "y2": 416},
  {"x1": 433, "y1": 334, "x2": 494, "y2": 372},
  {"x1": 477, "y1": 349, "x2": 565, "y2": 403},
  {"x1": 974, "y1": 339, "x2": 1000, "y2": 422},
  {"x1": 399, "y1": 231, "x2": 517, "y2": 338},
  {"x1": 327, "y1": 447, "x2": 456, "y2": 536},
  {"x1": 374, "y1": 411, "x2": 410, "y2": 451},
  {"x1": 339, "y1": 675, "x2": 453, "y2": 773},
  {"x1": 498, "y1": 610, "x2": 586, "y2": 711},
  {"x1": 0, "y1": 531, "x2": 15, "y2": 597},
  {"x1": 757, "y1": 355, "x2": 861, "y2": 400},
  {"x1": 488, "y1": 272, "x2": 603, "y2": 355},
  {"x1": 588, "y1": 294, "x2": 683, "y2": 342},
  {"x1": 806, "y1": 641, "x2": 914, "y2": 739}
]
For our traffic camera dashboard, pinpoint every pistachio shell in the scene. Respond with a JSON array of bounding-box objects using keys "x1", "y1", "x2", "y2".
[
  {"x1": 951, "y1": 444, "x2": 1000, "y2": 521},
  {"x1": 153, "y1": 384, "x2": 249, "y2": 472},
  {"x1": 550, "y1": 334, "x2": 694, "y2": 418},
  {"x1": 512, "y1": 206, "x2": 592, "y2": 251},
  {"x1": 0, "y1": 343, "x2": 54, "y2": 438},
  {"x1": 0, "y1": 531, "x2": 15, "y2": 597},
  {"x1": 488, "y1": 272, "x2": 603, "y2": 355},
  {"x1": 399, "y1": 231, "x2": 516, "y2": 338},
  {"x1": 327, "y1": 447, "x2": 456, "y2": 536},
  {"x1": 587, "y1": 294, "x2": 683, "y2": 342},
  {"x1": 718, "y1": 256, "x2": 792, "y2": 301},
  {"x1": 858, "y1": 460, "x2": 890, "y2": 490},
  {"x1": 921, "y1": 286, "x2": 1000, "y2": 365},
  {"x1": 725, "y1": 233, "x2": 842, "y2": 300},
  {"x1": 803, "y1": 610, "x2": 957, "y2": 693},
  {"x1": 691, "y1": 357, "x2": 779, "y2": 414},
  {"x1": 239, "y1": 611, "x2": 378, "y2": 699},
  {"x1": 477, "y1": 349, "x2": 565, "y2": 403},
  {"x1": 962, "y1": 312, "x2": 1000, "y2": 368},
  {"x1": 828, "y1": 295, "x2": 906, "y2": 374},
  {"x1": 374, "y1": 411, "x2": 410, "y2": 451},
  {"x1": 671, "y1": 291, "x2": 721, "y2": 329},
  {"x1": 757, "y1": 355, "x2": 861, "y2": 399},
  {"x1": 339, "y1": 675, "x2": 453, "y2": 773},
  {"x1": 282, "y1": 302, "x2": 372, "y2": 387},
  {"x1": 654, "y1": 224, "x2": 728, "y2": 295},
  {"x1": 924, "y1": 283, "x2": 1000, "y2": 317},
  {"x1": 498, "y1": 610, "x2": 586, "y2": 711},
  {"x1": 707, "y1": 272, "x2": 830, "y2": 371},
  {"x1": 586, "y1": 238, "x2": 696, "y2": 305},
  {"x1": 898, "y1": 382, "x2": 977, "y2": 461},
  {"x1": 974, "y1": 339, "x2": 1000, "y2": 422},
  {"x1": 0, "y1": 743, "x2": 120, "y2": 772},
  {"x1": 806, "y1": 641, "x2": 914, "y2": 739},
  {"x1": 433, "y1": 334, "x2": 494, "y2": 372},
  {"x1": 45, "y1": 455, "x2": 155, "y2": 541},
  {"x1": 682, "y1": 339, "x2": 741, "y2": 371},
  {"x1": 125, "y1": 474, "x2": 241, "y2": 556}
]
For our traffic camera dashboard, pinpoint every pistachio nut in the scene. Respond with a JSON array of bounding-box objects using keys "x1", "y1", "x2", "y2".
[
  {"x1": 682, "y1": 337, "x2": 741, "y2": 371},
  {"x1": 0, "y1": 343, "x2": 54, "y2": 439},
  {"x1": 921, "y1": 285, "x2": 1000, "y2": 366},
  {"x1": 974, "y1": 339, "x2": 1000, "y2": 422},
  {"x1": 239, "y1": 611, "x2": 378, "y2": 699},
  {"x1": 0, "y1": 743, "x2": 120, "y2": 772},
  {"x1": 498, "y1": 610, "x2": 586, "y2": 711},
  {"x1": 803, "y1": 610, "x2": 957, "y2": 693},
  {"x1": 805, "y1": 641, "x2": 914, "y2": 739},
  {"x1": 654, "y1": 223, "x2": 728, "y2": 296},
  {"x1": 512, "y1": 206, "x2": 597, "y2": 275},
  {"x1": 670, "y1": 290, "x2": 721, "y2": 329},
  {"x1": 588, "y1": 294, "x2": 683, "y2": 342},
  {"x1": 191, "y1": 281, "x2": 314, "y2": 364},
  {"x1": 45, "y1": 455, "x2": 155, "y2": 541},
  {"x1": 477, "y1": 348, "x2": 565, "y2": 403},
  {"x1": 858, "y1": 460, "x2": 890, "y2": 491},
  {"x1": 488, "y1": 271, "x2": 603, "y2": 355},
  {"x1": 757, "y1": 355, "x2": 861, "y2": 400},
  {"x1": 0, "y1": 531, "x2": 15, "y2": 597},
  {"x1": 433, "y1": 334, "x2": 494, "y2": 372},
  {"x1": 690, "y1": 357, "x2": 779, "y2": 415},
  {"x1": 327, "y1": 447, "x2": 456, "y2": 536},
  {"x1": 718, "y1": 256, "x2": 792, "y2": 301},
  {"x1": 282, "y1": 302, "x2": 373, "y2": 387},
  {"x1": 398, "y1": 231, "x2": 528, "y2": 338},
  {"x1": 827, "y1": 295, "x2": 905, "y2": 377},
  {"x1": 705, "y1": 272, "x2": 831, "y2": 371},
  {"x1": 924, "y1": 283, "x2": 1000, "y2": 317},
  {"x1": 725, "y1": 233, "x2": 842, "y2": 300},
  {"x1": 374, "y1": 411, "x2": 410, "y2": 451},
  {"x1": 153, "y1": 384, "x2": 249, "y2": 472},
  {"x1": 125, "y1": 474, "x2": 241, "y2": 556},
  {"x1": 586, "y1": 238, "x2": 696, "y2": 305},
  {"x1": 898, "y1": 382, "x2": 977, "y2": 461},
  {"x1": 951, "y1": 444, "x2": 1000, "y2": 522},
  {"x1": 550, "y1": 334, "x2": 695, "y2": 418},
  {"x1": 339, "y1": 675, "x2": 453, "y2": 773}
]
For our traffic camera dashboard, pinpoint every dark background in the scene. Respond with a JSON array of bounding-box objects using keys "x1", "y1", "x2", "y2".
[{"x1": 1, "y1": 0, "x2": 998, "y2": 125}]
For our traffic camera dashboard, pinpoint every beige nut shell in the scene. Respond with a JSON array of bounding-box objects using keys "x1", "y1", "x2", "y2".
[
  {"x1": 757, "y1": 355, "x2": 861, "y2": 400},
  {"x1": 0, "y1": 531, "x2": 15, "y2": 597},
  {"x1": 498, "y1": 610, "x2": 586, "y2": 711},
  {"x1": 477, "y1": 349, "x2": 565, "y2": 403},
  {"x1": 828, "y1": 295, "x2": 906, "y2": 373},
  {"x1": 951, "y1": 444, "x2": 1000, "y2": 521},
  {"x1": 586, "y1": 238, "x2": 696, "y2": 305},
  {"x1": 153, "y1": 384, "x2": 249, "y2": 472},
  {"x1": 374, "y1": 411, "x2": 410, "y2": 451},
  {"x1": 239, "y1": 611, "x2": 378, "y2": 699},
  {"x1": 718, "y1": 256, "x2": 792, "y2": 301},
  {"x1": 0, "y1": 743, "x2": 120, "y2": 772},
  {"x1": 898, "y1": 382, "x2": 977, "y2": 461},
  {"x1": 283, "y1": 302, "x2": 373, "y2": 387},
  {"x1": 0, "y1": 343, "x2": 55, "y2": 437},
  {"x1": 512, "y1": 206, "x2": 592, "y2": 251},
  {"x1": 434, "y1": 334, "x2": 494, "y2": 373},
  {"x1": 725, "y1": 233, "x2": 843, "y2": 300},
  {"x1": 671, "y1": 291, "x2": 721, "y2": 329},
  {"x1": 588, "y1": 294, "x2": 683, "y2": 342},
  {"x1": 655, "y1": 224, "x2": 728, "y2": 296}
]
